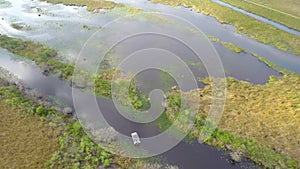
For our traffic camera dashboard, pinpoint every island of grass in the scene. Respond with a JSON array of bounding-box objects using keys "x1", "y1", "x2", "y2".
[
  {"x1": 150, "y1": 0, "x2": 300, "y2": 55},
  {"x1": 221, "y1": 41, "x2": 245, "y2": 53},
  {"x1": 41, "y1": 0, "x2": 123, "y2": 11},
  {"x1": 209, "y1": 35, "x2": 285, "y2": 71}
]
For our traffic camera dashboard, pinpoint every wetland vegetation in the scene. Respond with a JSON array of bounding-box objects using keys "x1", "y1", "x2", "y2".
[
  {"x1": 41, "y1": 0, "x2": 123, "y2": 11},
  {"x1": 150, "y1": 0, "x2": 300, "y2": 55},
  {"x1": 1, "y1": 0, "x2": 300, "y2": 168},
  {"x1": 220, "y1": 0, "x2": 300, "y2": 31},
  {"x1": 0, "y1": 35, "x2": 149, "y2": 109},
  {"x1": 0, "y1": 92, "x2": 59, "y2": 169},
  {"x1": 0, "y1": 71, "x2": 175, "y2": 169},
  {"x1": 0, "y1": 83, "x2": 116, "y2": 169},
  {"x1": 220, "y1": 41, "x2": 245, "y2": 53},
  {"x1": 1, "y1": 31, "x2": 299, "y2": 168},
  {"x1": 167, "y1": 72, "x2": 300, "y2": 168}
]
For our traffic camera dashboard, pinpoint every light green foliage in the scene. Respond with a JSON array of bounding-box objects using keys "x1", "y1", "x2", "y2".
[
  {"x1": 99, "y1": 151, "x2": 112, "y2": 167},
  {"x1": 68, "y1": 121, "x2": 83, "y2": 136},
  {"x1": 221, "y1": 41, "x2": 244, "y2": 53},
  {"x1": 0, "y1": 86, "x2": 38, "y2": 115},
  {"x1": 46, "y1": 120, "x2": 113, "y2": 168},
  {"x1": 36, "y1": 106, "x2": 49, "y2": 116}
]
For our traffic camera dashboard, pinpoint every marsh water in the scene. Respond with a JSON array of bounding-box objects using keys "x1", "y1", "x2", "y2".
[
  {"x1": 0, "y1": 48, "x2": 258, "y2": 169},
  {"x1": 0, "y1": 0, "x2": 300, "y2": 168}
]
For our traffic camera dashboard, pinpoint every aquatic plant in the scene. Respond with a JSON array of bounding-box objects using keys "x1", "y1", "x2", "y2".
[
  {"x1": 41, "y1": 0, "x2": 123, "y2": 11},
  {"x1": 221, "y1": 41, "x2": 245, "y2": 53}
]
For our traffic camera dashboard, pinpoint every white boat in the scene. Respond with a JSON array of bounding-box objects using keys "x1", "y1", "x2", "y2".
[{"x1": 131, "y1": 132, "x2": 141, "y2": 145}]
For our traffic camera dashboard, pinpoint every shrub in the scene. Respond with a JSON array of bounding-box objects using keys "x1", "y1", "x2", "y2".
[{"x1": 35, "y1": 106, "x2": 49, "y2": 116}]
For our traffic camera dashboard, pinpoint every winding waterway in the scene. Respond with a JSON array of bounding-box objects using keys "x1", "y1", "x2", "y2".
[{"x1": 0, "y1": 48, "x2": 258, "y2": 168}]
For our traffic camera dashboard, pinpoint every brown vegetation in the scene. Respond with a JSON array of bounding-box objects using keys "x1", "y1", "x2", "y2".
[{"x1": 0, "y1": 102, "x2": 59, "y2": 169}]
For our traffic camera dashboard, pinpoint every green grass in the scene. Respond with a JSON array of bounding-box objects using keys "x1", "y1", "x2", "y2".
[
  {"x1": 247, "y1": 0, "x2": 300, "y2": 18},
  {"x1": 221, "y1": 0, "x2": 300, "y2": 31},
  {"x1": 221, "y1": 41, "x2": 245, "y2": 53},
  {"x1": 41, "y1": 0, "x2": 123, "y2": 11},
  {"x1": 205, "y1": 128, "x2": 298, "y2": 168},
  {"x1": 150, "y1": 0, "x2": 300, "y2": 55}
]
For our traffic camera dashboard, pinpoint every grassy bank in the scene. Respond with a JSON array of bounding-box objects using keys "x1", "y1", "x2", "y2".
[
  {"x1": 150, "y1": 0, "x2": 300, "y2": 55},
  {"x1": 0, "y1": 35, "x2": 149, "y2": 110},
  {"x1": 164, "y1": 72, "x2": 300, "y2": 168},
  {"x1": 0, "y1": 82, "x2": 118, "y2": 168},
  {"x1": 0, "y1": 76, "x2": 173, "y2": 168},
  {"x1": 221, "y1": 0, "x2": 300, "y2": 31},
  {"x1": 41, "y1": 0, "x2": 123, "y2": 11},
  {"x1": 0, "y1": 35, "x2": 74, "y2": 80},
  {"x1": 246, "y1": 0, "x2": 300, "y2": 18}
]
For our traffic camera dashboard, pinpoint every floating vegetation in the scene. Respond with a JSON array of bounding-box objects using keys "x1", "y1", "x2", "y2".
[
  {"x1": 208, "y1": 35, "x2": 220, "y2": 42},
  {"x1": 41, "y1": 0, "x2": 124, "y2": 11},
  {"x1": 82, "y1": 24, "x2": 91, "y2": 30},
  {"x1": 10, "y1": 23, "x2": 24, "y2": 30},
  {"x1": 221, "y1": 41, "x2": 245, "y2": 53},
  {"x1": 10, "y1": 23, "x2": 31, "y2": 31}
]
